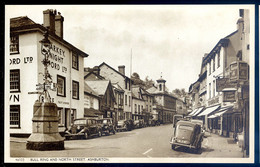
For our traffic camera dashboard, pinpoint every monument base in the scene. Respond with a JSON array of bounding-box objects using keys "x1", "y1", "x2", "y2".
[
  {"x1": 26, "y1": 101, "x2": 65, "y2": 151},
  {"x1": 26, "y1": 141, "x2": 64, "y2": 151}
]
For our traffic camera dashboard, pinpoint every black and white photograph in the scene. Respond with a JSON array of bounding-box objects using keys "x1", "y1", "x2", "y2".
[{"x1": 4, "y1": 5, "x2": 255, "y2": 163}]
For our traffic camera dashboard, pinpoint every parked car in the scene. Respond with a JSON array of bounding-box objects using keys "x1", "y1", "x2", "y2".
[
  {"x1": 97, "y1": 118, "x2": 116, "y2": 135},
  {"x1": 170, "y1": 120, "x2": 204, "y2": 153},
  {"x1": 126, "y1": 119, "x2": 134, "y2": 131},
  {"x1": 191, "y1": 119, "x2": 205, "y2": 134},
  {"x1": 149, "y1": 119, "x2": 160, "y2": 126},
  {"x1": 116, "y1": 120, "x2": 128, "y2": 132},
  {"x1": 134, "y1": 120, "x2": 140, "y2": 128},
  {"x1": 65, "y1": 118, "x2": 102, "y2": 140}
]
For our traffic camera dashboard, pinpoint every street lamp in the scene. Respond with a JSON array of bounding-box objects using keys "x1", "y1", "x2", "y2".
[{"x1": 38, "y1": 31, "x2": 56, "y2": 102}]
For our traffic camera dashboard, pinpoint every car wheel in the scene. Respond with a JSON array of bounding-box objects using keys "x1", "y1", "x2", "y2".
[
  {"x1": 84, "y1": 132, "x2": 88, "y2": 139},
  {"x1": 171, "y1": 144, "x2": 176, "y2": 150}
]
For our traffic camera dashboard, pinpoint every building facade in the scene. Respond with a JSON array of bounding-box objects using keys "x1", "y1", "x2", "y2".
[
  {"x1": 8, "y1": 9, "x2": 88, "y2": 135},
  {"x1": 99, "y1": 63, "x2": 132, "y2": 120}
]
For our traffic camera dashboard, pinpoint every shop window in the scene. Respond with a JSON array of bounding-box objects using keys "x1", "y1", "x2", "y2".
[
  {"x1": 72, "y1": 53, "x2": 79, "y2": 70},
  {"x1": 10, "y1": 69, "x2": 20, "y2": 92},
  {"x1": 72, "y1": 80, "x2": 79, "y2": 100},
  {"x1": 57, "y1": 75, "x2": 66, "y2": 97},
  {"x1": 10, "y1": 105, "x2": 20, "y2": 128},
  {"x1": 10, "y1": 34, "x2": 19, "y2": 54}
]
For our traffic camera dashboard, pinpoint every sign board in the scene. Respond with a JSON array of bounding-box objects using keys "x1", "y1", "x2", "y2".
[
  {"x1": 230, "y1": 61, "x2": 249, "y2": 82},
  {"x1": 216, "y1": 78, "x2": 237, "y2": 92},
  {"x1": 223, "y1": 91, "x2": 236, "y2": 102}
]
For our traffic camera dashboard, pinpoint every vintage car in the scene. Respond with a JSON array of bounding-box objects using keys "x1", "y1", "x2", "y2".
[
  {"x1": 116, "y1": 120, "x2": 128, "y2": 132},
  {"x1": 170, "y1": 120, "x2": 204, "y2": 152},
  {"x1": 173, "y1": 114, "x2": 184, "y2": 128},
  {"x1": 191, "y1": 119, "x2": 205, "y2": 134},
  {"x1": 97, "y1": 118, "x2": 116, "y2": 135},
  {"x1": 134, "y1": 119, "x2": 145, "y2": 128},
  {"x1": 65, "y1": 118, "x2": 102, "y2": 140},
  {"x1": 116, "y1": 119, "x2": 134, "y2": 132},
  {"x1": 149, "y1": 119, "x2": 160, "y2": 126}
]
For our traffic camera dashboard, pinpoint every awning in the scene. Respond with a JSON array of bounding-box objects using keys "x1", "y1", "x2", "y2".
[
  {"x1": 222, "y1": 88, "x2": 237, "y2": 91},
  {"x1": 207, "y1": 105, "x2": 233, "y2": 118},
  {"x1": 189, "y1": 108, "x2": 198, "y2": 116},
  {"x1": 197, "y1": 105, "x2": 220, "y2": 117},
  {"x1": 193, "y1": 107, "x2": 204, "y2": 116},
  {"x1": 84, "y1": 108, "x2": 103, "y2": 117},
  {"x1": 208, "y1": 115, "x2": 217, "y2": 119}
]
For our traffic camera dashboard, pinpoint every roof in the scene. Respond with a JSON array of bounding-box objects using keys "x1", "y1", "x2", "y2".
[
  {"x1": 10, "y1": 16, "x2": 36, "y2": 28},
  {"x1": 132, "y1": 87, "x2": 143, "y2": 100},
  {"x1": 99, "y1": 62, "x2": 131, "y2": 80},
  {"x1": 85, "y1": 80, "x2": 110, "y2": 96},
  {"x1": 112, "y1": 83, "x2": 124, "y2": 93},
  {"x1": 10, "y1": 16, "x2": 88, "y2": 58},
  {"x1": 203, "y1": 30, "x2": 238, "y2": 64},
  {"x1": 84, "y1": 82, "x2": 99, "y2": 97}
]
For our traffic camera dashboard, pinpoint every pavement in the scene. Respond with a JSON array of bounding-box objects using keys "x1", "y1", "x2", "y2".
[{"x1": 9, "y1": 124, "x2": 244, "y2": 158}]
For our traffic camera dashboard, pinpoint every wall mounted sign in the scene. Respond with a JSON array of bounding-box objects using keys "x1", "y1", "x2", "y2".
[
  {"x1": 216, "y1": 78, "x2": 237, "y2": 92},
  {"x1": 223, "y1": 91, "x2": 236, "y2": 102}
]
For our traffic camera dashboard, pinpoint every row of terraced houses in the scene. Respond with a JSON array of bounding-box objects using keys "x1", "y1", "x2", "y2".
[
  {"x1": 7, "y1": 9, "x2": 188, "y2": 137},
  {"x1": 188, "y1": 9, "x2": 250, "y2": 156}
]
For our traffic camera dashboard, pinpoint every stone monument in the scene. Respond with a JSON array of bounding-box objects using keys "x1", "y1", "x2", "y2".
[{"x1": 26, "y1": 31, "x2": 64, "y2": 150}]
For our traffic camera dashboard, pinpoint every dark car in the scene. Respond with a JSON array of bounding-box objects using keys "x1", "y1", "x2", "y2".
[
  {"x1": 97, "y1": 118, "x2": 116, "y2": 135},
  {"x1": 65, "y1": 118, "x2": 102, "y2": 140},
  {"x1": 170, "y1": 120, "x2": 204, "y2": 153}
]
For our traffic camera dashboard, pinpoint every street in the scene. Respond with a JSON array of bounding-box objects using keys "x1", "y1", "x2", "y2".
[{"x1": 10, "y1": 124, "x2": 243, "y2": 158}]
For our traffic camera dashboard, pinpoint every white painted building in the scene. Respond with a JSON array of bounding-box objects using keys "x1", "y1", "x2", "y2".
[{"x1": 7, "y1": 9, "x2": 88, "y2": 135}]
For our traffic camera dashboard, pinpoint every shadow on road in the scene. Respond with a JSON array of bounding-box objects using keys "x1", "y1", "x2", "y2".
[{"x1": 173, "y1": 146, "x2": 202, "y2": 155}]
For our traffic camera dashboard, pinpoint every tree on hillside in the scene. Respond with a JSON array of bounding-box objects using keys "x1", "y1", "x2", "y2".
[
  {"x1": 131, "y1": 72, "x2": 145, "y2": 86},
  {"x1": 172, "y1": 88, "x2": 187, "y2": 98}
]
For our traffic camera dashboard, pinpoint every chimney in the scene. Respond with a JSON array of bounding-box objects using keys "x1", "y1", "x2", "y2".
[
  {"x1": 55, "y1": 12, "x2": 64, "y2": 38},
  {"x1": 118, "y1": 65, "x2": 125, "y2": 75},
  {"x1": 43, "y1": 9, "x2": 56, "y2": 33},
  {"x1": 93, "y1": 66, "x2": 100, "y2": 75}
]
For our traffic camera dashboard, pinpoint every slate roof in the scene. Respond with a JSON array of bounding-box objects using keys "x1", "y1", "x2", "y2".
[
  {"x1": 99, "y1": 62, "x2": 132, "y2": 80},
  {"x1": 10, "y1": 16, "x2": 36, "y2": 28},
  {"x1": 86, "y1": 80, "x2": 110, "y2": 96},
  {"x1": 84, "y1": 82, "x2": 99, "y2": 97}
]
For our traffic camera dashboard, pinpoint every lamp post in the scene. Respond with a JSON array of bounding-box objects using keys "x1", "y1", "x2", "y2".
[{"x1": 26, "y1": 31, "x2": 64, "y2": 151}]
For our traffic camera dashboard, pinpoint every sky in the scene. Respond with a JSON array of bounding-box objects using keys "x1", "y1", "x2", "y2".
[{"x1": 5, "y1": 5, "x2": 252, "y2": 92}]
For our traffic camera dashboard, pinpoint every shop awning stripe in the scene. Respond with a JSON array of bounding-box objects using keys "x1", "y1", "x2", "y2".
[{"x1": 197, "y1": 105, "x2": 220, "y2": 117}]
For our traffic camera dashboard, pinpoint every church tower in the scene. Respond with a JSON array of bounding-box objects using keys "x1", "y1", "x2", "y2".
[{"x1": 156, "y1": 74, "x2": 166, "y2": 92}]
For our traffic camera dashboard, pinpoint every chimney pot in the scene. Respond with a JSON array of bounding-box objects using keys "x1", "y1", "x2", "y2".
[{"x1": 55, "y1": 11, "x2": 64, "y2": 38}]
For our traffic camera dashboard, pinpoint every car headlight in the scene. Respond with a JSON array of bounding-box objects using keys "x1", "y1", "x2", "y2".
[{"x1": 77, "y1": 126, "x2": 80, "y2": 130}]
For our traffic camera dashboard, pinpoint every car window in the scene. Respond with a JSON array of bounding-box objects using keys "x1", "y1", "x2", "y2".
[
  {"x1": 179, "y1": 125, "x2": 193, "y2": 131},
  {"x1": 74, "y1": 120, "x2": 87, "y2": 125}
]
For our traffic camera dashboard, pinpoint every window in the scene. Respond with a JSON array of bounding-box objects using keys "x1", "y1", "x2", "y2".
[
  {"x1": 72, "y1": 53, "x2": 79, "y2": 70},
  {"x1": 125, "y1": 79, "x2": 128, "y2": 89},
  {"x1": 10, "y1": 69, "x2": 20, "y2": 92},
  {"x1": 135, "y1": 104, "x2": 137, "y2": 113},
  {"x1": 57, "y1": 75, "x2": 66, "y2": 97},
  {"x1": 213, "y1": 56, "x2": 215, "y2": 72},
  {"x1": 10, "y1": 34, "x2": 19, "y2": 54},
  {"x1": 217, "y1": 51, "x2": 220, "y2": 68},
  {"x1": 159, "y1": 84, "x2": 162, "y2": 91},
  {"x1": 138, "y1": 105, "x2": 140, "y2": 114},
  {"x1": 125, "y1": 95, "x2": 127, "y2": 105},
  {"x1": 209, "y1": 62, "x2": 211, "y2": 75},
  {"x1": 57, "y1": 108, "x2": 63, "y2": 125},
  {"x1": 141, "y1": 105, "x2": 143, "y2": 113},
  {"x1": 72, "y1": 80, "x2": 79, "y2": 99},
  {"x1": 129, "y1": 96, "x2": 131, "y2": 106},
  {"x1": 209, "y1": 83, "x2": 211, "y2": 99},
  {"x1": 10, "y1": 105, "x2": 20, "y2": 128},
  {"x1": 213, "y1": 80, "x2": 215, "y2": 97},
  {"x1": 150, "y1": 105, "x2": 152, "y2": 112},
  {"x1": 90, "y1": 97, "x2": 94, "y2": 108}
]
